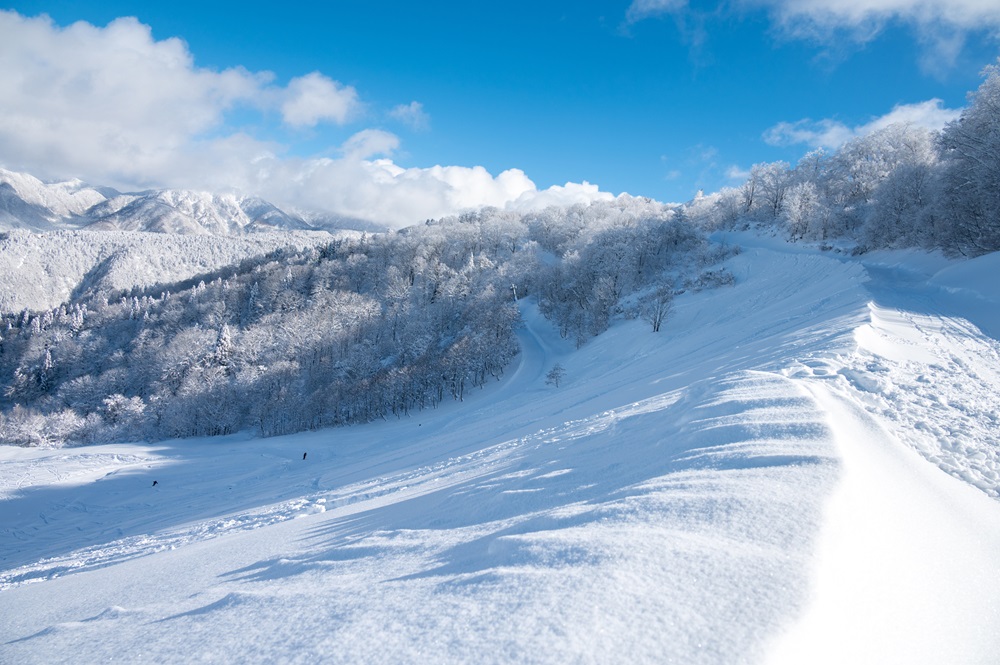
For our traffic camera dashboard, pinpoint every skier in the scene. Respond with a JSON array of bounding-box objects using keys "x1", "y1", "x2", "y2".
[
  {"x1": 302, "y1": 452, "x2": 307, "y2": 460},
  {"x1": 152, "y1": 480, "x2": 158, "y2": 487}
]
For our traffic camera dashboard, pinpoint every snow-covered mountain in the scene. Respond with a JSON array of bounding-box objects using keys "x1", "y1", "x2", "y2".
[
  {"x1": 0, "y1": 168, "x2": 112, "y2": 231},
  {"x1": 0, "y1": 167, "x2": 374, "y2": 235},
  {"x1": 0, "y1": 229, "x2": 341, "y2": 312},
  {"x1": 2, "y1": 231, "x2": 998, "y2": 663},
  {"x1": 83, "y1": 190, "x2": 315, "y2": 234}
]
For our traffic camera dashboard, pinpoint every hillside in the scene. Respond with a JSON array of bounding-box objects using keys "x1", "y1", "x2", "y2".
[
  {"x1": 2, "y1": 233, "x2": 997, "y2": 663},
  {"x1": 0, "y1": 229, "x2": 340, "y2": 312}
]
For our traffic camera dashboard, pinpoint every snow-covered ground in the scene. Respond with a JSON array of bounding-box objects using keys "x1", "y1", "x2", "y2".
[
  {"x1": 0, "y1": 229, "x2": 338, "y2": 312},
  {"x1": 2, "y1": 234, "x2": 999, "y2": 663}
]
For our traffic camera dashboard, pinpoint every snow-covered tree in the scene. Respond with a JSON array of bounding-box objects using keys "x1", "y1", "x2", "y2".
[
  {"x1": 639, "y1": 285, "x2": 674, "y2": 333},
  {"x1": 937, "y1": 61, "x2": 1000, "y2": 255},
  {"x1": 545, "y1": 363, "x2": 566, "y2": 388}
]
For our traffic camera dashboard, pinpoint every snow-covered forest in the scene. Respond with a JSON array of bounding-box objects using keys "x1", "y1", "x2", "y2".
[
  {"x1": 690, "y1": 63, "x2": 1000, "y2": 257},
  {"x1": 0, "y1": 198, "x2": 723, "y2": 445},
  {"x1": 0, "y1": 229, "x2": 339, "y2": 312}
]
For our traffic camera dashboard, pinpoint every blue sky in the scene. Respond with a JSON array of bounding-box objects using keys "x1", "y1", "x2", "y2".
[{"x1": 1, "y1": 1, "x2": 999, "y2": 224}]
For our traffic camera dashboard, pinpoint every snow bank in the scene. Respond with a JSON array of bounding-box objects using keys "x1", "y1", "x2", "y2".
[
  {"x1": 930, "y1": 250, "x2": 1000, "y2": 303},
  {"x1": 768, "y1": 383, "x2": 1000, "y2": 664}
]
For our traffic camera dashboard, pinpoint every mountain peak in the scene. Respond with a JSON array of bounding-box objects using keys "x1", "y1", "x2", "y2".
[{"x1": 0, "y1": 167, "x2": 320, "y2": 235}]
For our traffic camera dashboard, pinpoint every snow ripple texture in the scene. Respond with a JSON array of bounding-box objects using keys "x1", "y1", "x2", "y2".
[{"x1": 1, "y1": 372, "x2": 839, "y2": 664}]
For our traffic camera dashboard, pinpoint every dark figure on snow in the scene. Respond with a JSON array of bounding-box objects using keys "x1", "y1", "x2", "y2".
[
  {"x1": 152, "y1": 480, "x2": 158, "y2": 487},
  {"x1": 302, "y1": 452, "x2": 307, "y2": 460}
]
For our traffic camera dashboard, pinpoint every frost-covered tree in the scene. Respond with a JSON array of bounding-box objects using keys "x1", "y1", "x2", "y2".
[
  {"x1": 782, "y1": 182, "x2": 825, "y2": 240},
  {"x1": 545, "y1": 363, "x2": 565, "y2": 388},
  {"x1": 937, "y1": 61, "x2": 1000, "y2": 255},
  {"x1": 639, "y1": 285, "x2": 674, "y2": 333},
  {"x1": 751, "y1": 162, "x2": 791, "y2": 220}
]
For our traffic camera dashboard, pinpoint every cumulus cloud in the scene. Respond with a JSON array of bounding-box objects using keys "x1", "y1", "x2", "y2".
[
  {"x1": 0, "y1": 10, "x2": 613, "y2": 229},
  {"x1": 0, "y1": 11, "x2": 359, "y2": 186},
  {"x1": 243, "y1": 143, "x2": 613, "y2": 230},
  {"x1": 0, "y1": 11, "x2": 268, "y2": 187},
  {"x1": 246, "y1": 152, "x2": 536, "y2": 228},
  {"x1": 389, "y1": 101, "x2": 431, "y2": 131},
  {"x1": 240, "y1": 138, "x2": 615, "y2": 228},
  {"x1": 763, "y1": 98, "x2": 962, "y2": 149},
  {"x1": 280, "y1": 72, "x2": 361, "y2": 128},
  {"x1": 510, "y1": 181, "x2": 616, "y2": 211},
  {"x1": 340, "y1": 129, "x2": 400, "y2": 159}
]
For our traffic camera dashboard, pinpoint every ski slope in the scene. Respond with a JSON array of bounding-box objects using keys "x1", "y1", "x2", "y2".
[{"x1": 2, "y1": 234, "x2": 999, "y2": 663}]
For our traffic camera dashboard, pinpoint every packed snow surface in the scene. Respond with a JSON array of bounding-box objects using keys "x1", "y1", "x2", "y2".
[{"x1": 2, "y1": 233, "x2": 999, "y2": 663}]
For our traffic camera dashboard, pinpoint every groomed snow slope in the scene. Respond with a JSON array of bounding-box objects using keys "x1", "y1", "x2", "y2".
[{"x1": 2, "y1": 234, "x2": 999, "y2": 663}]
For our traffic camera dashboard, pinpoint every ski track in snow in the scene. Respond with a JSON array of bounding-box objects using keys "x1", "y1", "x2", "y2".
[{"x1": 2, "y1": 233, "x2": 1000, "y2": 663}]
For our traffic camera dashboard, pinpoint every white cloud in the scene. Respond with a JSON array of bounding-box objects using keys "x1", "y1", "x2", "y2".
[
  {"x1": 510, "y1": 181, "x2": 616, "y2": 211},
  {"x1": 240, "y1": 137, "x2": 614, "y2": 229},
  {"x1": 0, "y1": 12, "x2": 268, "y2": 187},
  {"x1": 745, "y1": 0, "x2": 1000, "y2": 69},
  {"x1": 280, "y1": 72, "x2": 360, "y2": 128},
  {"x1": 340, "y1": 129, "x2": 400, "y2": 159},
  {"x1": 0, "y1": 11, "x2": 614, "y2": 230},
  {"x1": 246, "y1": 152, "x2": 537, "y2": 228},
  {"x1": 762, "y1": 119, "x2": 857, "y2": 150},
  {"x1": 389, "y1": 101, "x2": 431, "y2": 131},
  {"x1": 626, "y1": 0, "x2": 689, "y2": 22},
  {"x1": 0, "y1": 11, "x2": 359, "y2": 186},
  {"x1": 629, "y1": 0, "x2": 1000, "y2": 32},
  {"x1": 627, "y1": 0, "x2": 1000, "y2": 67},
  {"x1": 725, "y1": 165, "x2": 751, "y2": 180},
  {"x1": 763, "y1": 98, "x2": 962, "y2": 149},
  {"x1": 744, "y1": 0, "x2": 1000, "y2": 35}
]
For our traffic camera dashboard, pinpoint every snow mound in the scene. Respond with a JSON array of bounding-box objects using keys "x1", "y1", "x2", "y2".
[
  {"x1": 929, "y1": 250, "x2": 1000, "y2": 303},
  {"x1": 840, "y1": 303, "x2": 1000, "y2": 497}
]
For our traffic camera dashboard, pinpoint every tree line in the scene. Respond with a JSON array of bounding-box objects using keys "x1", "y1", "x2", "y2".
[{"x1": 687, "y1": 62, "x2": 1000, "y2": 257}]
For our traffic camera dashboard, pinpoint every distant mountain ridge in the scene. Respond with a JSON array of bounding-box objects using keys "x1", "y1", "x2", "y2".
[{"x1": 0, "y1": 167, "x2": 379, "y2": 234}]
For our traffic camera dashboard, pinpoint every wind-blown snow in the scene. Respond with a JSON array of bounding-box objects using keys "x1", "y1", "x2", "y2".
[{"x1": 2, "y1": 232, "x2": 998, "y2": 663}]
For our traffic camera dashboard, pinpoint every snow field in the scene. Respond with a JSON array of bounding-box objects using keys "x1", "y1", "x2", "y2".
[
  {"x1": 2, "y1": 235, "x2": 1000, "y2": 663},
  {"x1": 1, "y1": 371, "x2": 839, "y2": 664}
]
